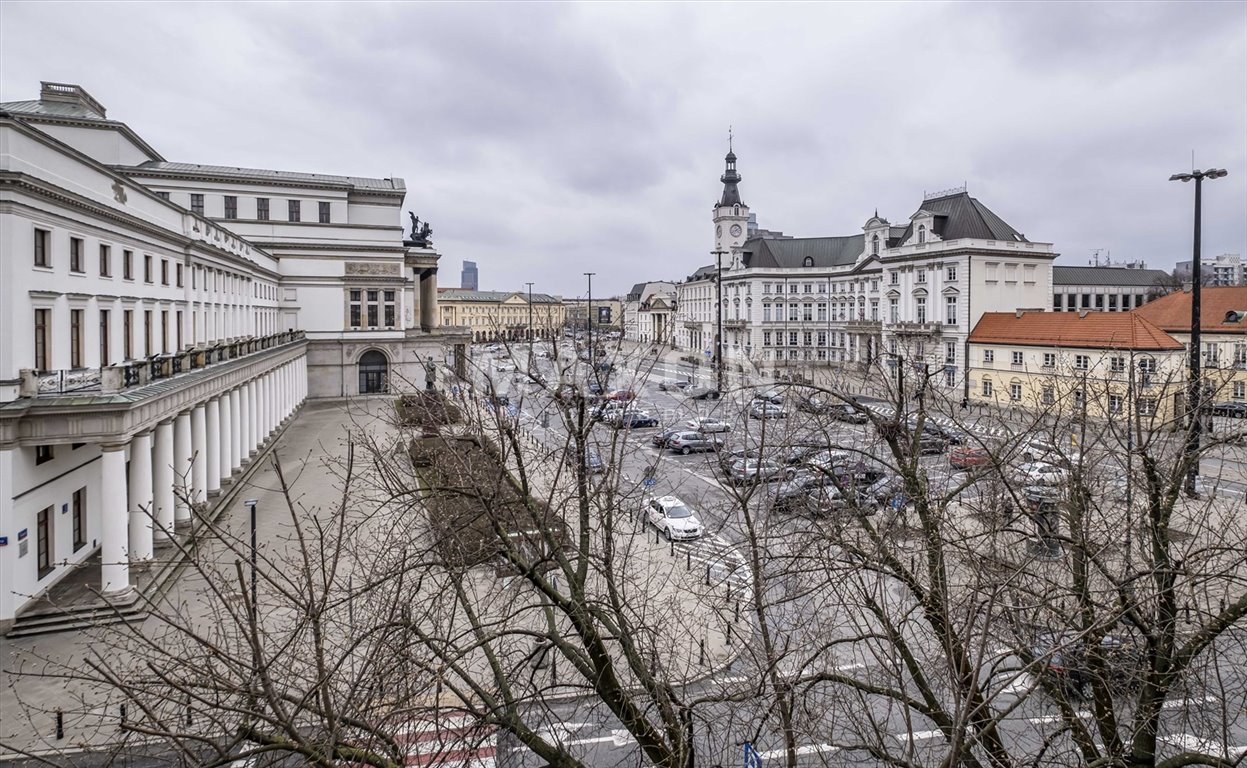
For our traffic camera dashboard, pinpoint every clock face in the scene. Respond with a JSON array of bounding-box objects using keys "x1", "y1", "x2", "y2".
[
  {"x1": 730, "y1": 224, "x2": 743, "y2": 237},
  {"x1": 716, "y1": 225, "x2": 722, "y2": 238}
]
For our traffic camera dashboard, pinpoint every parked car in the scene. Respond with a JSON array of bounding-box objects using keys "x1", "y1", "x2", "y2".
[
  {"x1": 726, "y1": 458, "x2": 792, "y2": 485},
  {"x1": 826, "y1": 403, "x2": 870, "y2": 424},
  {"x1": 687, "y1": 387, "x2": 723, "y2": 400},
  {"x1": 616, "y1": 411, "x2": 659, "y2": 429},
  {"x1": 1212, "y1": 401, "x2": 1247, "y2": 418},
  {"x1": 607, "y1": 389, "x2": 636, "y2": 401},
  {"x1": 748, "y1": 402, "x2": 787, "y2": 420},
  {"x1": 495, "y1": 361, "x2": 516, "y2": 372},
  {"x1": 719, "y1": 448, "x2": 762, "y2": 473},
  {"x1": 768, "y1": 471, "x2": 837, "y2": 510},
  {"x1": 793, "y1": 485, "x2": 877, "y2": 517},
  {"x1": 906, "y1": 416, "x2": 967, "y2": 445},
  {"x1": 780, "y1": 444, "x2": 826, "y2": 465},
  {"x1": 898, "y1": 432, "x2": 948, "y2": 456},
  {"x1": 1031, "y1": 631, "x2": 1142, "y2": 698},
  {"x1": 794, "y1": 395, "x2": 829, "y2": 415},
  {"x1": 668, "y1": 431, "x2": 724, "y2": 455},
  {"x1": 949, "y1": 445, "x2": 991, "y2": 470},
  {"x1": 866, "y1": 474, "x2": 911, "y2": 509},
  {"x1": 587, "y1": 381, "x2": 606, "y2": 396},
  {"x1": 1013, "y1": 461, "x2": 1069, "y2": 487},
  {"x1": 1019, "y1": 439, "x2": 1082, "y2": 468},
  {"x1": 591, "y1": 401, "x2": 625, "y2": 421},
  {"x1": 485, "y1": 393, "x2": 511, "y2": 408},
  {"x1": 564, "y1": 446, "x2": 605, "y2": 473},
  {"x1": 752, "y1": 389, "x2": 783, "y2": 404},
  {"x1": 643, "y1": 495, "x2": 704, "y2": 541},
  {"x1": 658, "y1": 380, "x2": 693, "y2": 393},
  {"x1": 685, "y1": 416, "x2": 732, "y2": 434},
  {"x1": 651, "y1": 427, "x2": 682, "y2": 449}
]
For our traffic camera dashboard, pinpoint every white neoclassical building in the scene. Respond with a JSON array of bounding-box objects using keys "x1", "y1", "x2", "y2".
[
  {"x1": 0, "y1": 82, "x2": 467, "y2": 632},
  {"x1": 677, "y1": 150, "x2": 1058, "y2": 398}
]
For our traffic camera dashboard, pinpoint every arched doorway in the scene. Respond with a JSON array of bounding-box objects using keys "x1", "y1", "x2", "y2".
[{"x1": 358, "y1": 349, "x2": 389, "y2": 394}]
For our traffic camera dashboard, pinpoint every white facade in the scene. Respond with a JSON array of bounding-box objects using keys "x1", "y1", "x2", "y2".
[
  {"x1": 623, "y1": 282, "x2": 678, "y2": 345},
  {"x1": 0, "y1": 82, "x2": 465, "y2": 632}
]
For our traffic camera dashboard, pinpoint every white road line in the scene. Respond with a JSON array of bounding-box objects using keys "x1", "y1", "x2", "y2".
[
  {"x1": 1161, "y1": 733, "x2": 1247, "y2": 759},
  {"x1": 895, "y1": 729, "x2": 944, "y2": 742},
  {"x1": 757, "y1": 743, "x2": 839, "y2": 758},
  {"x1": 1001, "y1": 673, "x2": 1034, "y2": 696},
  {"x1": 1162, "y1": 694, "x2": 1219, "y2": 709}
]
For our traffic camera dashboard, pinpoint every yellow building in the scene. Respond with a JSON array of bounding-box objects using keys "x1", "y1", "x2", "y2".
[
  {"x1": 967, "y1": 311, "x2": 1186, "y2": 421},
  {"x1": 1132, "y1": 286, "x2": 1247, "y2": 407},
  {"x1": 438, "y1": 289, "x2": 567, "y2": 343}
]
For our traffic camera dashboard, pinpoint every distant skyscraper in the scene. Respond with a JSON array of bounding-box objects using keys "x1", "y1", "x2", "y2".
[{"x1": 461, "y1": 260, "x2": 478, "y2": 291}]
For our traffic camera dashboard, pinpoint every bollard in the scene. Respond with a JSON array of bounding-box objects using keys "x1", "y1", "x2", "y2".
[
  {"x1": 706, "y1": 563, "x2": 712, "y2": 586},
  {"x1": 1184, "y1": 603, "x2": 1191, "y2": 624},
  {"x1": 699, "y1": 638, "x2": 706, "y2": 666},
  {"x1": 734, "y1": 601, "x2": 740, "y2": 623},
  {"x1": 1221, "y1": 598, "x2": 1227, "y2": 613},
  {"x1": 670, "y1": 539, "x2": 675, "y2": 557},
  {"x1": 726, "y1": 624, "x2": 732, "y2": 646},
  {"x1": 687, "y1": 551, "x2": 692, "y2": 571},
  {"x1": 186, "y1": 699, "x2": 194, "y2": 726},
  {"x1": 55, "y1": 709, "x2": 63, "y2": 741},
  {"x1": 119, "y1": 703, "x2": 127, "y2": 727},
  {"x1": 911, "y1": 554, "x2": 916, "y2": 572}
]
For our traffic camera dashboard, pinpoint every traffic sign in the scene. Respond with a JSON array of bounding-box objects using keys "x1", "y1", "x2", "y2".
[
  {"x1": 743, "y1": 741, "x2": 763, "y2": 768},
  {"x1": 506, "y1": 404, "x2": 519, "y2": 418},
  {"x1": 642, "y1": 477, "x2": 657, "y2": 488}
]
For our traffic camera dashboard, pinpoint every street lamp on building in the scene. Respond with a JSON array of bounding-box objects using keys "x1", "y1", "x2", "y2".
[
  {"x1": 242, "y1": 498, "x2": 259, "y2": 615},
  {"x1": 525, "y1": 282, "x2": 535, "y2": 371},
  {"x1": 1169, "y1": 167, "x2": 1228, "y2": 497}
]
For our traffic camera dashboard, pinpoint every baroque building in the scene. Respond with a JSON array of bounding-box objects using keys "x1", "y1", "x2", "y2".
[{"x1": 0, "y1": 82, "x2": 467, "y2": 632}]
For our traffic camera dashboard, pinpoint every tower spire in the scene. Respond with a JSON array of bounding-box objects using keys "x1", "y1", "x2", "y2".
[{"x1": 718, "y1": 138, "x2": 743, "y2": 207}]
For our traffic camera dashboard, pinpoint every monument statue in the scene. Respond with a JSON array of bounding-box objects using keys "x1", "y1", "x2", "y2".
[{"x1": 406, "y1": 211, "x2": 433, "y2": 246}]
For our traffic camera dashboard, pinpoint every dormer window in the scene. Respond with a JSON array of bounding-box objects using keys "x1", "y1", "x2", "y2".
[
  {"x1": 918, "y1": 224, "x2": 926, "y2": 244},
  {"x1": 803, "y1": 256, "x2": 814, "y2": 267},
  {"x1": 871, "y1": 234, "x2": 880, "y2": 256},
  {"x1": 733, "y1": 204, "x2": 740, "y2": 216}
]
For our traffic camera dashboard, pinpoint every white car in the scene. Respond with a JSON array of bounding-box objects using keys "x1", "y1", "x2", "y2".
[
  {"x1": 1013, "y1": 461, "x2": 1069, "y2": 487},
  {"x1": 644, "y1": 495, "x2": 703, "y2": 541},
  {"x1": 684, "y1": 416, "x2": 732, "y2": 434},
  {"x1": 1019, "y1": 440, "x2": 1082, "y2": 468},
  {"x1": 495, "y1": 361, "x2": 516, "y2": 372}
]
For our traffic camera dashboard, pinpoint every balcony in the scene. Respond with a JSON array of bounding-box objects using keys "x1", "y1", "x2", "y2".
[
  {"x1": 20, "y1": 330, "x2": 307, "y2": 399},
  {"x1": 885, "y1": 321, "x2": 943, "y2": 336},
  {"x1": 846, "y1": 318, "x2": 882, "y2": 330},
  {"x1": 723, "y1": 318, "x2": 748, "y2": 329}
]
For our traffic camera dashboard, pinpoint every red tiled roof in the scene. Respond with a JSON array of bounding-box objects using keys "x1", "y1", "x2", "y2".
[
  {"x1": 1131, "y1": 286, "x2": 1247, "y2": 334},
  {"x1": 968, "y1": 311, "x2": 1183, "y2": 350}
]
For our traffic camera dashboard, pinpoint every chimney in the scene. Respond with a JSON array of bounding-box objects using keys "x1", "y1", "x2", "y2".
[
  {"x1": 1079, "y1": 310, "x2": 1090, "y2": 319},
  {"x1": 39, "y1": 82, "x2": 106, "y2": 118},
  {"x1": 1015, "y1": 309, "x2": 1025, "y2": 319}
]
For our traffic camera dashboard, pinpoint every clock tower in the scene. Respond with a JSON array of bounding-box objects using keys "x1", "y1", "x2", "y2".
[{"x1": 712, "y1": 145, "x2": 749, "y2": 255}]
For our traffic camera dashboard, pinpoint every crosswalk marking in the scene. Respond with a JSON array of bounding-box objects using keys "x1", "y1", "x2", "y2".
[
  {"x1": 1161, "y1": 733, "x2": 1247, "y2": 759},
  {"x1": 757, "y1": 743, "x2": 839, "y2": 758}
]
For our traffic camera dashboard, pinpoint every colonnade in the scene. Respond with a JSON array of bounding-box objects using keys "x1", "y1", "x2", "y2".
[{"x1": 98, "y1": 356, "x2": 307, "y2": 594}]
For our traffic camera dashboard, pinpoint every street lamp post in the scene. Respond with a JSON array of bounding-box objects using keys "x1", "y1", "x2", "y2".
[
  {"x1": 1169, "y1": 167, "x2": 1228, "y2": 497},
  {"x1": 713, "y1": 249, "x2": 726, "y2": 394},
  {"x1": 584, "y1": 272, "x2": 595, "y2": 382},
  {"x1": 242, "y1": 498, "x2": 258, "y2": 616},
  {"x1": 525, "y1": 282, "x2": 534, "y2": 371}
]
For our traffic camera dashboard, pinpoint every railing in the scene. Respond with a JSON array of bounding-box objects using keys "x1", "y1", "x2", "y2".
[
  {"x1": 21, "y1": 330, "x2": 305, "y2": 398},
  {"x1": 885, "y1": 321, "x2": 943, "y2": 335}
]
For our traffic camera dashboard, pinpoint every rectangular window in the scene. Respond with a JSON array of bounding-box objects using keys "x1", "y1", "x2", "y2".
[
  {"x1": 817, "y1": 303, "x2": 827, "y2": 322},
  {"x1": 37, "y1": 506, "x2": 54, "y2": 579},
  {"x1": 288, "y1": 199, "x2": 301, "y2": 222},
  {"x1": 982, "y1": 379, "x2": 993, "y2": 397},
  {"x1": 946, "y1": 266, "x2": 957, "y2": 281},
  {"x1": 818, "y1": 331, "x2": 827, "y2": 347},
  {"x1": 1010, "y1": 383, "x2": 1022, "y2": 401},
  {"x1": 161, "y1": 259, "x2": 169, "y2": 286},
  {"x1": 144, "y1": 310, "x2": 153, "y2": 357},
  {"x1": 1074, "y1": 389, "x2": 1085, "y2": 408},
  {"x1": 803, "y1": 331, "x2": 813, "y2": 347},
  {"x1": 762, "y1": 282, "x2": 770, "y2": 294},
  {"x1": 890, "y1": 272, "x2": 899, "y2": 285},
  {"x1": 224, "y1": 196, "x2": 238, "y2": 219},
  {"x1": 1234, "y1": 381, "x2": 1245, "y2": 400},
  {"x1": 945, "y1": 342, "x2": 956, "y2": 364},
  {"x1": 70, "y1": 309, "x2": 83, "y2": 368},
  {"x1": 366, "y1": 290, "x2": 379, "y2": 326},
  {"x1": 176, "y1": 311, "x2": 183, "y2": 350},
  {"x1": 1043, "y1": 352, "x2": 1056, "y2": 367},
  {"x1": 1137, "y1": 397, "x2": 1156, "y2": 415},
  {"x1": 349, "y1": 290, "x2": 362, "y2": 328},
  {"x1": 384, "y1": 290, "x2": 396, "y2": 327},
  {"x1": 190, "y1": 194, "x2": 204, "y2": 215},
  {"x1": 155, "y1": 191, "x2": 170, "y2": 200},
  {"x1": 72, "y1": 488, "x2": 87, "y2": 551},
  {"x1": 123, "y1": 310, "x2": 133, "y2": 360},
  {"x1": 319, "y1": 201, "x2": 331, "y2": 224},
  {"x1": 803, "y1": 283, "x2": 812, "y2": 294},
  {"x1": 144, "y1": 254, "x2": 153, "y2": 283},
  {"x1": 1011, "y1": 351, "x2": 1023, "y2": 366},
  {"x1": 916, "y1": 269, "x2": 927, "y2": 284},
  {"x1": 788, "y1": 331, "x2": 798, "y2": 346},
  {"x1": 802, "y1": 303, "x2": 813, "y2": 322},
  {"x1": 1111, "y1": 356, "x2": 1125, "y2": 372},
  {"x1": 762, "y1": 304, "x2": 771, "y2": 322},
  {"x1": 983, "y1": 350, "x2": 995, "y2": 364},
  {"x1": 888, "y1": 298, "x2": 899, "y2": 323},
  {"x1": 985, "y1": 263, "x2": 999, "y2": 281},
  {"x1": 945, "y1": 297, "x2": 957, "y2": 325},
  {"x1": 1042, "y1": 386, "x2": 1055, "y2": 405},
  {"x1": 870, "y1": 300, "x2": 879, "y2": 321},
  {"x1": 1005, "y1": 264, "x2": 1018, "y2": 282},
  {"x1": 1109, "y1": 394, "x2": 1123, "y2": 414},
  {"x1": 70, "y1": 237, "x2": 84, "y2": 273},
  {"x1": 123, "y1": 250, "x2": 133, "y2": 280},
  {"x1": 161, "y1": 310, "x2": 168, "y2": 353},
  {"x1": 763, "y1": 331, "x2": 771, "y2": 346},
  {"x1": 99, "y1": 244, "x2": 111, "y2": 277},
  {"x1": 176, "y1": 263, "x2": 183, "y2": 287},
  {"x1": 34, "y1": 228, "x2": 50, "y2": 267},
  {"x1": 1024, "y1": 264, "x2": 1037, "y2": 283},
  {"x1": 99, "y1": 309, "x2": 111, "y2": 366},
  {"x1": 34, "y1": 308, "x2": 50, "y2": 372},
  {"x1": 1075, "y1": 355, "x2": 1089, "y2": 370},
  {"x1": 35, "y1": 445, "x2": 54, "y2": 465},
  {"x1": 257, "y1": 197, "x2": 270, "y2": 221}
]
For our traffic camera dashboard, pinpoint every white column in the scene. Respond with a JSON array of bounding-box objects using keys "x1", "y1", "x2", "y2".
[
  {"x1": 219, "y1": 392, "x2": 234, "y2": 480},
  {"x1": 249, "y1": 378, "x2": 260, "y2": 448},
  {"x1": 205, "y1": 397, "x2": 221, "y2": 493},
  {"x1": 174, "y1": 411, "x2": 192, "y2": 524},
  {"x1": 229, "y1": 387, "x2": 242, "y2": 470},
  {"x1": 240, "y1": 382, "x2": 252, "y2": 461},
  {"x1": 127, "y1": 431, "x2": 154, "y2": 561},
  {"x1": 260, "y1": 374, "x2": 272, "y2": 438},
  {"x1": 153, "y1": 420, "x2": 175, "y2": 541},
  {"x1": 191, "y1": 404, "x2": 207, "y2": 507},
  {"x1": 101, "y1": 443, "x2": 131, "y2": 594}
]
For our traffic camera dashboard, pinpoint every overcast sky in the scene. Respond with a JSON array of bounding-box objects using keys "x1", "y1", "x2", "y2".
[{"x1": 3, "y1": 1, "x2": 1245, "y2": 299}]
